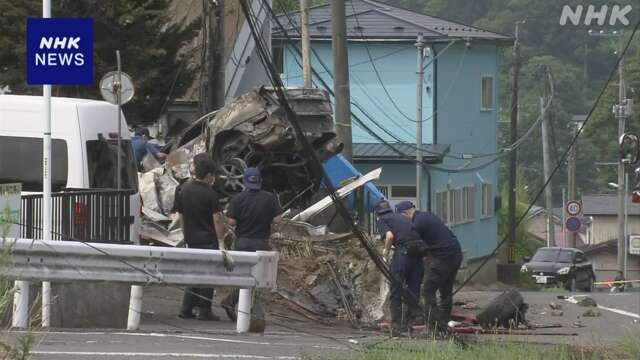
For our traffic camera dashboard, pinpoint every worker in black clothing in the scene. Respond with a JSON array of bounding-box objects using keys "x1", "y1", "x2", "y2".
[
  {"x1": 175, "y1": 157, "x2": 225, "y2": 321},
  {"x1": 374, "y1": 199, "x2": 424, "y2": 335},
  {"x1": 395, "y1": 200, "x2": 462, "y2": 328},
  {"x1": 221, "y1": 167, "x2": 282, "y2": 331}
]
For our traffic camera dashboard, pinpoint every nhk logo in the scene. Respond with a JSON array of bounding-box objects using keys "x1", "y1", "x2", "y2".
[
  {"x1": 36, "y1": 37, "x2": 85, "y2": 66},
  {"x1": 560, "y1": 4, "x2": 632, "y2": 26},
  {"x1": 26, "y1": 18, "x2": 93, "y2": 85}
]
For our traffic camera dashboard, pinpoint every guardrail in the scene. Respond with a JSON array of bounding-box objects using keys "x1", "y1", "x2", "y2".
[{"x1": 2, "y1": 238, "x2": 279, "y2": 333}]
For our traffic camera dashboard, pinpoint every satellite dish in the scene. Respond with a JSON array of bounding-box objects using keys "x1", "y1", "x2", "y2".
[{"x1": 99, "y1": 71, "x2": 135, "y2": 105}]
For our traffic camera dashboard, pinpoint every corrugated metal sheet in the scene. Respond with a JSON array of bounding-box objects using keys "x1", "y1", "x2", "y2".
[
  {"x1": 273, "y1": 0, "x2": 511, "y2": 41},
  {"x1": 352, "y1": 142, "x2": 449, "y2": 162},
  {"x1": 582, "y1": 194, "x2": 640, "y2": 216}
]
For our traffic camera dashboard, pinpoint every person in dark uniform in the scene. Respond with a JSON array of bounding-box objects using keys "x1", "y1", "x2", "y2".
[
  {"x1": 175, "y1": 157, "x2": 225, "y2": 320},
  {"x1": 374, "y1": 199, "x2": 424, "y2": 335},
  {"x1": 221, "y1": 167, "x2": 282, "y2": 331},
  {"x1": 395, "y1": 200, "x2": 462, "y2": 328}
]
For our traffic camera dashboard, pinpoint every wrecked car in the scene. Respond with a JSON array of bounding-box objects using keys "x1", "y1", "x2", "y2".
[{"x1": 165, "y1": 87, "x2": 342, "y2": 207}]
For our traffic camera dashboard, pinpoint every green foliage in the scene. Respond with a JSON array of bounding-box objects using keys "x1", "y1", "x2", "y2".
[
  {"x1": 0, "y1": 0, "x2": 198, "y2": 125},
  {"x1": 346, "y1": 340, "x2": 599, "y2": 360},
  {"x1": 498, "y1": 180, "x2": 542, "y2": 262}
]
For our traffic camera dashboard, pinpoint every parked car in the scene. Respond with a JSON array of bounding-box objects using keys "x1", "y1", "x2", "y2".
[{"x1": 521, "y1": 247, "x2": 595, "y2": 292}]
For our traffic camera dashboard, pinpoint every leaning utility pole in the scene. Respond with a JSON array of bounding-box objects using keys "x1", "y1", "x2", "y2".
[
  {"x1": 332, "y1": 0, "x2": 352, "y2": 161},
  {"x1": 507, "y1": 22, "x2": 522, "y2": 264},
  {"x1": 415, "y1": 33, "x2": 425, "y2": 210},
  {"x1": 207, "y1": 0, "x2": 225, "y2": 111},
  {"x1": 540, "y1": 81, "x2": 555, "y2": 247},
  {"x1": 616, "y1": 30, "x2": 627, "y2": 273},
  {"x1": 300, "y1": 0, "x2": 312, "y2": 88}
]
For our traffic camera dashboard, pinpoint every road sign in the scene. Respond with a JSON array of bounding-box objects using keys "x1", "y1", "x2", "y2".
[
  {"x1": 26, "y1": 18, "x2": 94, "y2": 85},
  {"x1": 566, "y1": 200, "x2": 582, "y2": 216},
  {"x1": 566, "y1": 216, "x2": 581, "y2": 232},
  {"x1": 0, "y1": 183, "x2": 21, "y2": 239}
]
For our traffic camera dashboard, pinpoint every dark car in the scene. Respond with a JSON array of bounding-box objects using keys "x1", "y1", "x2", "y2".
[{"x1": 521, "y1": 247, "x2": 595, "y2": 292}]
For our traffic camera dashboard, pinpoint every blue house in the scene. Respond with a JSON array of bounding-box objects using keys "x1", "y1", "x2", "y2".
[{"x1": 273, "y1": 0, "x2": 511, "y2": 268}]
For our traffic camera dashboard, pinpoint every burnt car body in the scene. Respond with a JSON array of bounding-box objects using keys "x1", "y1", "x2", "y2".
[
  {"x1": 520, "y1": 247, "x2": 595, "y2": 292},
  {"x1": 167, "y1": 87, "x2": 341, "y2": 207}
]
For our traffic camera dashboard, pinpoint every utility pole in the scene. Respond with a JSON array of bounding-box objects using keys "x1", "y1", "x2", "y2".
[
  {"x1": 207, "y1": 0, "x2": 225, "y2": 112},
  {"x1": 332, "y1": 0, "x2": 352, "y2": 161},
  {"x1": 540, "y1": 76, "x2": 555, "y2": 247},
  {"x1": 300, "y1": 0, "x2": 312, "y2": 88},
  {"x1": 616, "y1": 29, "x2": 626, "y2": 274},
  {"x1": 567, "y1": 129, "x2": 577, "y2": 248},
  {"x1": 415, "y1": 33, "x2": 425, "y2": 210},
  {"x1": 507, "y1": 21, "x2": 522, "y2": 264}
]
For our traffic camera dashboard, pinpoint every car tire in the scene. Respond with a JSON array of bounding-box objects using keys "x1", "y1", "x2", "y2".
[{"x1": 583, "y1": 276, "x2": 594, "y2": 292}]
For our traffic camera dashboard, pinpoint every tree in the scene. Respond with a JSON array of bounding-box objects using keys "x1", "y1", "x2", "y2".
[{"x1": 0, "y1": 0, "x2": 199, "y2": 125}]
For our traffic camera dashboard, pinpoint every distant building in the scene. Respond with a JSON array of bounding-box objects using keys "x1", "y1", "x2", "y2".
[{"x1": 273, "y1": 0, "x2": 511, "y2": 275}]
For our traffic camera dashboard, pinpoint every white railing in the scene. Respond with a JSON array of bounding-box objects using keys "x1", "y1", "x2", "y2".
[{"x1": 1, "y1": 238, "x2": 279, "y2": 333}]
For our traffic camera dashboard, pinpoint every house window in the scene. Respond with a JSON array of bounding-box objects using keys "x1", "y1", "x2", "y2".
[
  {"x1": 481, "y1": 75, "x2": 494, "y2": 111},
  {"x1": 449, "y1": 188, "x2": 463, "y2": 225},
  {"x1": 273, "y1": 46, "x2": 284, "y2": 74},
  {"x1": 435, "y1": 191, "x2": 449, "y2": 224},
  {"x1": 463, "y1": 186, "x2": 475, "y2": 222},
  {"x1": 481, "y1": 183, "x2": 494, "y2": 217},
  {"x1": 391, "y1": 185, "x2": 416, "y2": 198}
]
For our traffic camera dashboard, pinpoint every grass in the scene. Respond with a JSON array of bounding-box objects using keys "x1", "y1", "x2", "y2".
[{"x1": 342, "y1": 337, "x2": 640, "y2": 360}]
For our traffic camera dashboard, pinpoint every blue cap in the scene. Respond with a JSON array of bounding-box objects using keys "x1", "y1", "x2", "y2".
[
  {"x1": 243, "y1": 167, "x2": 262, "y2": 190},
  {"x1": 395, "y1": 200, "x2": 415, "y2": 213},
  {"x1": 373, "y1": 200, "x2": 393, "y2": 215}
]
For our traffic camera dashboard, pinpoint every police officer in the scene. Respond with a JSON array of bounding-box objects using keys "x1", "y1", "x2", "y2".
[
  {"x1": 221, "y1": 167, "x2": 282, "y2": 332},
  {"x1": 395, "y1": 200, "x2": 462, "y2": 328},
  {"x1": 374, "y1": 199, "x2": 424, "y2": 335}
]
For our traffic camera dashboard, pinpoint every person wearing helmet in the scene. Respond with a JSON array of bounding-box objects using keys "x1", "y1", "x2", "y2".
[
  {"x1": 373, "y1": 199, "x2": 424, "y2": 335},
  {"x1": 395, "y1": 200, "x2": 462, "y2": 329}
]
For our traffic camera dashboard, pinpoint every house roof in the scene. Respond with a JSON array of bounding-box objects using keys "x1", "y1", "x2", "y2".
[
  {"x1": 353, "y1": 142, "x2": 449, "y2": 163},
  {"x1": 273, "y1": 0, "x2": 511, "y2": 42},
  {"x1": 582, "y1": 194, "x2": 640, "y2": 216}
]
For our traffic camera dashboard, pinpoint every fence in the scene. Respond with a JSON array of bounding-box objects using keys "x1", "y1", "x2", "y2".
[
  {"x1": 4, "y1": 238, "x2": 279, "y2": 333},
  {"x1": 20, "y1": 189, "x2": 134, "y2": 243}
]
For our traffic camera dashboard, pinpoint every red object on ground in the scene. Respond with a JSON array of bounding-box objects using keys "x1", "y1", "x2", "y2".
[{"x1": 633, "y1": 191, "x2": 640, "y2": 203}]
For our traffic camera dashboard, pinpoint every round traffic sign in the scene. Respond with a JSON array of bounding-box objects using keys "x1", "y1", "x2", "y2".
[
  {"x1": 566, "y1": 216, "x2": 581, "y2": 232},
  {"x1": 566, "y1": 200, "x2": 582, "y2": 216}
]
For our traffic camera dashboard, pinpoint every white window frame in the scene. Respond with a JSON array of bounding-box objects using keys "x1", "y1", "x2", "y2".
[
  {"x1": 481, "y1": 183, "x2": 494, "y2": 218},
  {"x1": 481, "y1": 75, "x2": 494, "y2": 112},
  {"x1": 449, "y1": 188, "x2": 463, "y2": 225},
  {"x1": 435, "y1": 191, "x2": 449, "y2": 224},
  {"x1": 462, "y1": 185, "x2": 475, "y2": 223}
]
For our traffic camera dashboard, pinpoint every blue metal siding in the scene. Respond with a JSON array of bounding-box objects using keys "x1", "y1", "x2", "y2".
[
  {"x1": 430, "y1": 43, "x2": 499, "y2": 259},
  {"x1": 281, "y1": 42, "x2": 434, "y2": 144}
]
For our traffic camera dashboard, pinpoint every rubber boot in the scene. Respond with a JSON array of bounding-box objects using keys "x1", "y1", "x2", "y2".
[
  {"x1": 389, "y1": 303, "x2": 404, "y2": 337},
  {"x1": 406, "y1": 302, "x2": 424, "y2": 329}
]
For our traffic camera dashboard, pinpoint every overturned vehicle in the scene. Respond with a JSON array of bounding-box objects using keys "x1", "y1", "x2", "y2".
[{"x1": 161, "y1": 87, "x2": 342, "y2": 207}]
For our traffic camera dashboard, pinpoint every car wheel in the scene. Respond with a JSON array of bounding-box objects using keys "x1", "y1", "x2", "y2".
[{"x1": 583, "y1": 276, "x2": 594, "y2": 292}]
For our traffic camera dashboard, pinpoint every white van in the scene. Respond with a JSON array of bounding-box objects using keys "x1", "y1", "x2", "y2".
[{"x1": 0, "y1": 95, "x2": 141, "y2": 242}]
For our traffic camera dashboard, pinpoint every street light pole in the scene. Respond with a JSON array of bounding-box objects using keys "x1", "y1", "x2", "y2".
[
  {"x1": 416, "y1": 33, "x2": 425, "y2": 209},
  {"x1": 616, "y1": 30, "x2": 627, "y2": 274}
]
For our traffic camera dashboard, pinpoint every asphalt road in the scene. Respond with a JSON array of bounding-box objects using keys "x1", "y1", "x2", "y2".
[{"x1": 5, "y1": 289, "x2": 640, "y2": 359}]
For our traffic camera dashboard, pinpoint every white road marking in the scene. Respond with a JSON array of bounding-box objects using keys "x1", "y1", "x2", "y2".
[
  {"x1": 113, "y1": 332, "x2": 272, "y2": 346},
  {"x1": 30, "y1": 351, "x2": 297, "y2": 359},
  {"x1": 564, "y1": 296, "x2": 640, "y2": 319}
]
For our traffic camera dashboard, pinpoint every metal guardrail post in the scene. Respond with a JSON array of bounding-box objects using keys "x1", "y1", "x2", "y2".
[
  {"x1": 12, "y1": 281, "x2": 29, "y2": 329},
  {"x1": 236, "y1": 288, "x2": 253, "y2": 333},
  {"x1": 127, "y1": 285, "x2": 144, "y2": 330}
]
